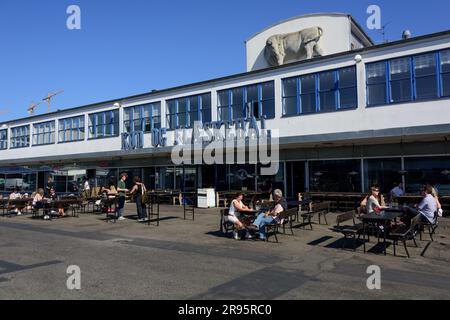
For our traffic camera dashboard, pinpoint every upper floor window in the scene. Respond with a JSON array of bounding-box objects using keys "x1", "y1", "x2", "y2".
[
  {"x1": 59, "y1": 116, "x2": 85, "y2": 143},
  {"x1": 10, "y1": 125, "x2": 30, "y2": 149},
  {"x1": 0, "y1": 129, "x2": 7, "y2": 150},
  {"x1": 441, "y1": 49, "x2": 450, "y2": 97},
  {"x1": 218, "y1": 82, "x2": 275, "y2": 121},
  {"x1": 33, "y1": 121, "x2": 55, "y2": 146},
  {"x1": 282, "y1": 66, "x2": 357, "y2": 116},
  {"x1": 166, "y1": 93, "x2": 211, "y2": 130},
  {"x1": 124, "y1": 102, "x2": 161, "y2": 133},
  {"x1": 88, "y1": 110, "x2": 119, "y2": 139},
  {"x1": 366, "y1": 49, "x2": 450, "y2": 106}
]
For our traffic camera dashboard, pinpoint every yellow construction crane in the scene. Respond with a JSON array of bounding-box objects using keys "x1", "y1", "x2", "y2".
[
  {"x1": 42, "y1": 90, "x2": 64, "y2": 113},
  {"x1": 27, "y1": 101, "x2": 42, "y2": 115}
]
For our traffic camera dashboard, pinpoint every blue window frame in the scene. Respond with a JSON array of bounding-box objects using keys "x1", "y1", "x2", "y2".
[
  {"x1": 166, "y1": 93, "x2": 211, "y2": 130},
  {"x1": 88, "y1": 110, "x2": 119, "y2": 139},
  {"x1": 124, "y1": 102, "x2": 161, "y2": 133},
  {"x1": 366, "y1": 49, "x2": 450, "y2": 107},
  {"x1": 59, "y1": 116, "x2": 85, "y2": 143},
  {"x1": 282, "y1": 66, "x2": 357, "y2": 116},
  {"x1": 0, "y1": 129, "x2": 7, "y2": 150},
  {"x1": 10, "y1": 125, "x2": 30, "y2": 149},
  {"x1": 440, "y1": 49, "x2": 450, "y2": 97},
  {"x1": 217, "y1": 81, "x2": 275, "y2": 121},
  {"x1": 33, "y1": 121, "x2": 55, "y2": 146}
]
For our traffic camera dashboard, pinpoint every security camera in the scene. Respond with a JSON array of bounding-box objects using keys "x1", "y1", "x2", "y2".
[{"x1": 354, "y1": 54, "x2": 363, "y2": 63}]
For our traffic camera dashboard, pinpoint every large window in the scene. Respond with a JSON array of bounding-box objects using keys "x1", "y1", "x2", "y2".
[
  {"x1": 404, "y1": 156, "x2": 450, "y2": 195},
  {"x1": 33, "y1": 121, "x2": 55, "y2": 146},
  {"x1": 10, "y1": 125, "x2": 30, "y2": 149},
  {"x1": 309, "y1": 160, "x2": 361, "y2": 193},
  {"x1": 218, "y1": 82, "x2": 275, "y2": 121},
  {"x1": 166, "y1": 93, "x2": 211, "y2": 130},
  {"x1": 367, "y1": 49, "x2": 450, "y2": 106},
  {"x1": 0, "y1": 129, "x2": 7, "y2": 150},
  {"x1": 364, "y1": 158, "x2": 402, "y2": 193},
  {"x1": 282, "y1": 66, "x2": 357, "y2": 116},
  {"x1": 124, "y1": 102, "x2": 161, "y2": 133},
  {"x1": 59, "y1": 116, "x2": 85, "y2": 143},
  {"x1": 88, "y1": 110, "x2": 119, "y2": 139}
]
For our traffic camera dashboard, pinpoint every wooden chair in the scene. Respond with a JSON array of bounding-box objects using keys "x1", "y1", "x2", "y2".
[{"x1": 216, "y1": 192, "x2": 229, "y2": 208}]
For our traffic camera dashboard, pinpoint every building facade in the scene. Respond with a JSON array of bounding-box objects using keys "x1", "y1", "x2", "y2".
[{"x1": 1, "y1": 14, "x2": 450, "y2": 198}]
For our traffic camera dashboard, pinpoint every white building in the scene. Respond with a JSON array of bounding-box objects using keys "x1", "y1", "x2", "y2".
[{"x1": 1, "y1": 13, "x2": 450, "y2": 198}]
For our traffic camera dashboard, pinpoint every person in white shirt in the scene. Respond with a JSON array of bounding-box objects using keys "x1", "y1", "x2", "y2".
[
  {"x1": 390, "y1": 182, "x2": 404, "y2": 199},
  {"x1": 82, "y1": 177, "x2": 90, "y2": 198},
  {"x1": 225, "y1": 192, "x2": 253, "y2": 240},
  {"x1": 9, "y1": 188, "x2": 22, "y2": 215},
  {"x1": 366, "y1": 186, "x2": 388, "y2": 214}
]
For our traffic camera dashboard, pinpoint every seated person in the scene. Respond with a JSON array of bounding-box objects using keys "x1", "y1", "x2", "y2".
[
  {"x1": 225, "y1": 192, "x2": 253, "y2": 240},
  {"x1": 49, "y1": 188, "x2": 65, "y2": 217},
  {"x1": 251, "y1": 189, "x2": 287, "y2": 241},
  {"x1": 366, "y1": 186, "x2": 388, "y2": 214},
  {"x1": 9, "y1": 188, "x2": 23, "y2": 215},
  {"x1": 390, "y1": 182, "x2": 404, "y2": 200},
  {"x1": 416, "y1": 185, "x2": 438, "y2": 224},
  {"x1": 33, "y1": 188, "x2": 50, "y2": 220},
  {"x1": 432, "y1": 187, "x2": 444, "y2": 217}
]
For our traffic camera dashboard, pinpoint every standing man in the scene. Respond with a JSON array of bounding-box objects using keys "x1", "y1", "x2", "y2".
[
  {"x1": 82, "y1": 177, "x2": 90, "y2": 198},
  {"x1": 116, "y1": 173, "x2": 129, "y2": 221},
  {"x1": 45, "y1": 176, "x2": 54, "y2": 197}
]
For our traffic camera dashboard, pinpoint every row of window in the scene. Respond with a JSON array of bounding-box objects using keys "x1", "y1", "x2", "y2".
[
  {"x1": 2, "y1": 49, "x2": 450, "y2": 149},
  {"x1": 367, "y1": 49, "x2": 450, "y2": 106},
  {"x1": 166, "y1": 93, "x2": 211, "y2": 130},
  {"x1": 282, "y1": 67, "x2": 357, "y2": 116},
  {"x1": 218, "y1": 82, "x2": 275, "y2": 121}
]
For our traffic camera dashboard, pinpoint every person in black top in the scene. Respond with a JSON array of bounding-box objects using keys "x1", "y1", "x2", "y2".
[
  {"x1": 130, "y1": 176, "x2": 147, "y2": 222},
  {"x1": 45, "y1": 176, "x2": 54, "y2": 197}
]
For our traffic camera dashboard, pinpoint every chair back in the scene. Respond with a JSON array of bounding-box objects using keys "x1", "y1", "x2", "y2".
[
  {"x1": 336, "y1": 210, "x2": 356, "y2": 226},
  {"x1": 221, "y1": 208, "x2": 230, "y2": 217},
  {"x1": 279, "y1": 208, "x2": 298, "y2": 220},
  {"x1": 410, "y1": 213, "x2": 422, "y2": 230}
]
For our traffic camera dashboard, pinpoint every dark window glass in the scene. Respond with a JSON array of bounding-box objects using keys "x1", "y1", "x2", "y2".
[
  {"x1": 404, "y1": 157, "x2": 450, "y2": 195},
  {"x1": 309, "y1": 160, "x2": 361, "y2": 193},
  {"x1": 414, "y1": 53, "x2": 438, "y2": 100},
  {"x1": 367, "y1": 62, "x2": 387, "y2": 106},
  {"x1": 389, "y1": 57, "x2": 412, "y2": 103},
  {"x1": 364, "y1": 158, "x2": 402, "y2": 193},
  {"x1": 300, "y1": 75, "x2": 316, "y2": 114},
  {"x1": 339, "y1": 67, "x2": 357, "y2": 109},
  {"x1": 441, "y1": 50, "x2": 450, "y2": 97}
]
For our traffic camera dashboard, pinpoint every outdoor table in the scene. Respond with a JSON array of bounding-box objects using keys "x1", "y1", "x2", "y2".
[
  {"x1": 8, "y1": 198, "x2": 33, "y2": 215},
  {"x1": 362, "y1": 209, "x2": 407, "y2": 256}
]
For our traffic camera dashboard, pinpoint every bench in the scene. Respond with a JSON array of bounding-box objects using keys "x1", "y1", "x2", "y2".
[{"x1": 332, "y1": 210, "x2": 364, "y2": 251}]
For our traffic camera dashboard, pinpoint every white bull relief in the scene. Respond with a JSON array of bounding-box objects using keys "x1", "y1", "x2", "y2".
[{"x1": 264, "y1": 26, "x2": 324, "y2": 66}]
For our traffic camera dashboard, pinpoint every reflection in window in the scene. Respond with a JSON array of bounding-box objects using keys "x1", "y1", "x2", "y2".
[
  {"x1": 218, "y1": 82, "x2": 275, "y2": 121},
  {"x1": 59, "y1": 116, "x2": 85, "y2": 143},
  {"x1": 282, "y1": 66, "x2": 357, "y2": 116},
  {"x1": 10, "y1": 125, "x2": 30, "y2": 149},
  {"x1": 441, "y1": 49, "x2": 450, "y2": 97},
  {"x1": 124, "y1": 102, "x2": 161, "y2": 133},
  {"x1": 0, "y1": 129, "x2": 7, "y2": 150},
  {"x1": 364, "y1": 158, "x2": 402, "y2": 193},
  {"x1": 414, "y1": 53, "x2": 438, "y2": 100},
  {"x1": 33, "y1": 121, "x2": 55, "y2": 145},
  {"x1": 166, "y1": 93, "x2": 211, "y2": 130},
  {"x1": 404, "y1": 157, "x2": 450, "y2": 195},
  {"x1": 309, "y1": 160, "x2": 361, "y2": 192},
  {"x1": 390, "y1": 57, "x2": 412, "y2": 103},
  {"x1": 88, "y1": 110, "x2": 119, "y2": 139}
]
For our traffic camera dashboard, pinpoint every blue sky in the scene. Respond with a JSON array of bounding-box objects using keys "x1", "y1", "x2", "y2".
[{"x1": 0, "y1": 0, "x2": 449, "y2": 122}]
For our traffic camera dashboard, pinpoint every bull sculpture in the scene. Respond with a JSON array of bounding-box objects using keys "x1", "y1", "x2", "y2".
[{"x1": 264, "y1": 26, "x2": 324, "y2": 66}]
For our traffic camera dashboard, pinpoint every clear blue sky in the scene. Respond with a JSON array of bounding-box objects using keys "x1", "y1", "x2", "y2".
[{"x1": 1, "y1": 0, "x2": 449, "y2": 122}]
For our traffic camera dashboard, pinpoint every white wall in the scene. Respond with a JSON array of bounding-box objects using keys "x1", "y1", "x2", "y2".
[{"x1": 245, "y1": 14, "x2": 352, "y2": 71}]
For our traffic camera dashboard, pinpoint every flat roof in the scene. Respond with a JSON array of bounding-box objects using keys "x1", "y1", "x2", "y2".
[{"x1": 1, "y1": 28, "x2": 450, "y2": 127}]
